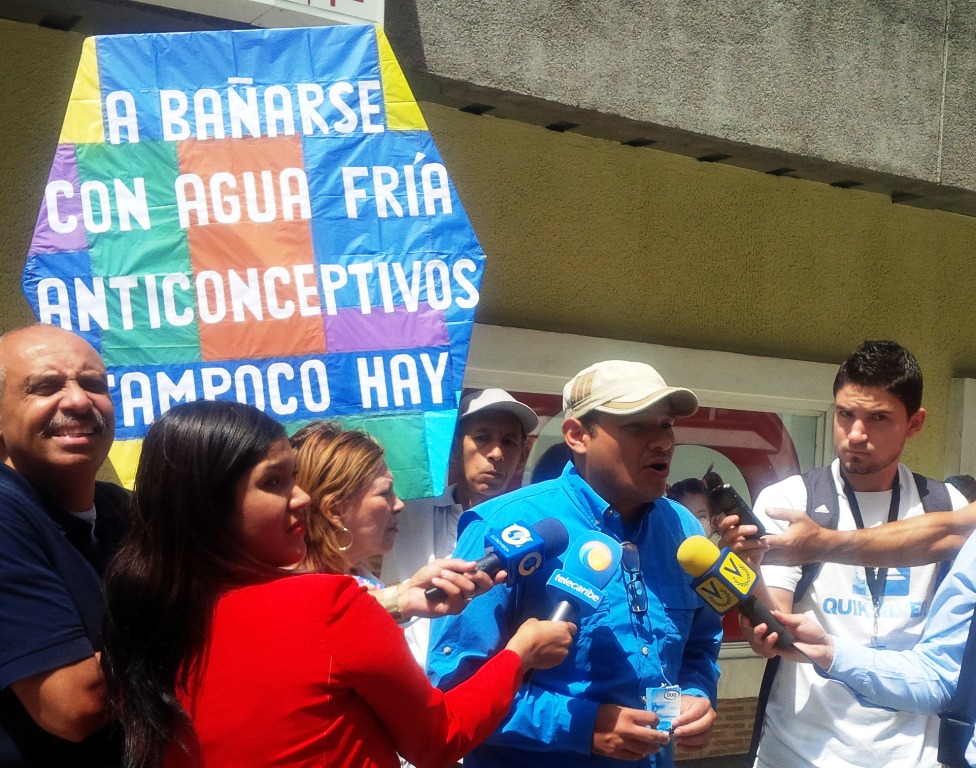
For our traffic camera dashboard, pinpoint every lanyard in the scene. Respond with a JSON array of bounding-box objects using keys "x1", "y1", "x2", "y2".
[{"x1": 840, "y1": 471, "x2": 900, "y2": 647}]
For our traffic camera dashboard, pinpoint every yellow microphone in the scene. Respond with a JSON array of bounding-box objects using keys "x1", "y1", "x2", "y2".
[{"x1": 677, "y1": 535, "x2": 794, "y2": 649}]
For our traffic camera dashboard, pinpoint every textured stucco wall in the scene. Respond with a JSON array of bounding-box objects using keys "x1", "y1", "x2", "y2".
[
  {"x1": 2, "y1": 18, "x2": 975, "y2": 479},
  {"x1": 944, "y1": 0, "x2": 976, "y2": 189},
  {"x1": 387, "y1": 0, "x2": 976, "y2": 213},
  {"x1": 0, "y1": 21, "x2": 83, "y2": 327},
  {"x1": 389, "y1": 1, "x2": 942, "y2": 176}
]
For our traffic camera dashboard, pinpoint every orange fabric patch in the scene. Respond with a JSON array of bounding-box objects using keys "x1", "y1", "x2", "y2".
[{"x1": 179, "y1": 137, "x2": 325, "y2": 360}]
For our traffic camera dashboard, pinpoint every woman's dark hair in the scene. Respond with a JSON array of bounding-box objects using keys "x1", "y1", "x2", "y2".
[
  {"x1": 101, "y1": 400, "x2": 287, "y2": 768},
  {"x1": 667, "y1": 477, "x2": 708, "y2": 504}
]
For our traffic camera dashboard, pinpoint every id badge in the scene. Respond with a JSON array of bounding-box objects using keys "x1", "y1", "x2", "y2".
[{"x1": 647, "y1": 684, "x2": 681, "y2": 732}]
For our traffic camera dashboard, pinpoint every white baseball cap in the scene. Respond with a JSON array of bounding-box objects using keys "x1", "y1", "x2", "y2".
[
  {"x1": 562, "y1": 360, "x2": 698, "y2": 419},
  {"x1": 458, "y1": 388, "x2": 539, "y2": 435}
]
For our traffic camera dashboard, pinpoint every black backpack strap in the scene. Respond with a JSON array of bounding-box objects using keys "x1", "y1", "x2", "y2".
[
  {"x1": 793, "y1": 467, "x2": 841, "y2": 603},
  {"x1": 939, "y1": 611, "x2": 976, "y2": 767},
  {"x1": 747, "y1": 656, "x2": 781, "y2": 763},
  {"x1": 913, "y1": 474, "x2": 955, "y2": 587},
  {"x1": 913, "y1": 473, "x2": 952, "y2": 515}
]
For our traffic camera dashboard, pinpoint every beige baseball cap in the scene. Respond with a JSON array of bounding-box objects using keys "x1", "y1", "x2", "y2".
[{"x1": 562, "y1": 360, "x2": 698, "y2": 419}]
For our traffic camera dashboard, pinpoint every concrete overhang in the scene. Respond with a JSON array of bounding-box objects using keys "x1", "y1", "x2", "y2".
[
  {"x1": 398, "y1": 69, "x2": 976, "y2": 218},
  {"x1": 384, "y1": 1, "x2": 976, "y2": 219}
]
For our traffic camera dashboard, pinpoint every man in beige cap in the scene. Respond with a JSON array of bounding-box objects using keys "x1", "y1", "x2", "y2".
[
  {"x1": 427, "y1": 361, "x2": 722, "y2": 768},
  {"x1": 382, "y1": 388, "x2": 539, "y2": 663}
]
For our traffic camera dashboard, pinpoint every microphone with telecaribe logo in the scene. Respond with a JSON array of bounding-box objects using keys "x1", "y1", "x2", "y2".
[
  {"x1": 424, "y1": 517, "x2": 570, "y2": 602},
  {"x1": 676, "y1": 535, "x2": 795, "y2": 649},
  {"x1": 546, "y1": 532, "x2": 623, "y2": 622}
]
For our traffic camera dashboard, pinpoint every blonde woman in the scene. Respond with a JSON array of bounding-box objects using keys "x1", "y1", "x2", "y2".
[{"x1": 292, "y1": 421, "x2": 499, "y2": 621}]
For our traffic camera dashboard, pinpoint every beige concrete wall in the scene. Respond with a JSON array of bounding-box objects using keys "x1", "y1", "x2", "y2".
[
  {"x1": 3, "y1": 18, "x2": 975, "y2": 479},
  {"x1": 0, "y1": 21, "x2": 84, "y2": 327}
]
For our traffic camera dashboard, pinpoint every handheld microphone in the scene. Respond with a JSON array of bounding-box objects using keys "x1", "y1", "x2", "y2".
[
  {"x1": 677, "y1": 535, "x2": 795, "y2": 649},
  {"x1": 424, "y1": 517, "x2": 569, "y2": 602},
  {"x1": 545, "y1": 532, "x2": 623, "y2": 622}
]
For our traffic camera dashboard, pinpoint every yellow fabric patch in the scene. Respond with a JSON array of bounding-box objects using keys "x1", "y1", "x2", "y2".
[
  {"x1": 59, "y1": 37, "x2": 104, "y2": 144},
  {"x1": 375, "y1": 26, "x2": 427, "y2": 132},
  {"x1": 108, "y1": 438, "x2": 142, "y2": 490}
]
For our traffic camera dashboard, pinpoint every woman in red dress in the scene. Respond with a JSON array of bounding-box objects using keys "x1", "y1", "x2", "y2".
[{"x1": 102, "y1": 400, "x2": 574, "y2": 768}]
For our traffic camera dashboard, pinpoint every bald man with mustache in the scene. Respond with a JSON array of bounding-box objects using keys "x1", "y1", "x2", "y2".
[{"x1": 0, "y1": 324, "x2": 127, "y2": 767}]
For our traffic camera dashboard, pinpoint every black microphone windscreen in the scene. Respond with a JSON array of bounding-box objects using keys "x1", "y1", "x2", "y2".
[{"x1": 532, "y1": 517, "x2": 569, "y2": 557}]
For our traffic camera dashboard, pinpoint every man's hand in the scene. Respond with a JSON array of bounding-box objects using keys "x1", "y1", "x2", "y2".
[
  {"x1": 764, "y1": 507, "x2": 976, "y2": 568},
  {"x1": 717, "y1": 514, "x2": 769, "y2": 570},
  {"x1": 671, "y1": 695, "x2": 716, "y2": 750},
  {"x1": 591, "y1": 703, "x2": 670, "y2": 760},
  {"x1": 739, "y1": 608, "x2": 780, "y2": 660},
  {"x1": 740, "y1": 609, "x2": 835, "y2": 669},
  {"x1": 761, "y1": 508, "x2": 829, "y2": 566},
  {"x1": 738, "y1": 585, "x2": 794, "y2": 659}
]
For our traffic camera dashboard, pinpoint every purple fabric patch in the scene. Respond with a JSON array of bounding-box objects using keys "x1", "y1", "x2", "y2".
[
  {"x1": 30, "y1": 144, "x2": 88, "y2": 255},
  {"x1": 326, "y1": 303, "x2": 448, "y2": 352}
]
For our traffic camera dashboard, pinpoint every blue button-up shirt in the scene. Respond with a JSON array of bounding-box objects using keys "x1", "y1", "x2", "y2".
[
  {"x1": 827, "y1": 528, "x2": 976, "y2": 767},
  {"x1": 427, "y1": 463, "x2": 722, "y2": 768}
]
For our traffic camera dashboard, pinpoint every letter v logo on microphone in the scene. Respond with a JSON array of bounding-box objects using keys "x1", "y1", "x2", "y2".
[
  {"x1": 718, "y1": 551, "x2": 756, "y2": 595},
  {"x1": 696, "y1": 577, "x2": 739, "y2": 613}
]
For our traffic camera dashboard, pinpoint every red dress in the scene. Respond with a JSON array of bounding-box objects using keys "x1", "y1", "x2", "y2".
[{"x1": 164, "y1": 574, "x2": 523, "y2": 768}]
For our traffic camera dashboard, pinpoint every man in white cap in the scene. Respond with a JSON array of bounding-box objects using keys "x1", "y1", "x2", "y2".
[
  {"x1": 382, "y1": 388, "x2": 539, "y2": 662},
  {"x1": 427, "y1": 361, "x2": 722, "y2": 768}
]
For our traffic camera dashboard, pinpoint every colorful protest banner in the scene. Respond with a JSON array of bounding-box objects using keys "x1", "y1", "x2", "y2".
[{"x1": 24, "y1": 24, "x2": 484, "y2": 498}]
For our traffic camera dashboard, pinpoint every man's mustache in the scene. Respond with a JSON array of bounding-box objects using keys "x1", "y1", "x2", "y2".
[{"x1": 41, "y1": 411, "x2": 110, "y2": 437}]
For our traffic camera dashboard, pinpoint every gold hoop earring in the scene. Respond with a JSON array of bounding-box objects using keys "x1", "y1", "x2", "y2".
[{"x1": 336, "y1": 525, "x2": 354, "y2": 552}]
